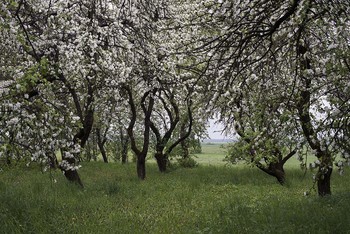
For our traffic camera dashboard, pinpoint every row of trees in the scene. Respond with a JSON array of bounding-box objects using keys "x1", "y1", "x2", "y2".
[
  {"x1": 1, "y1": 0, "x2": 349, "y2": 196},
  {"x1": 183, "y1": 0, "x2": 349, "y2": 196},
  {"x1": 0, "y1": 0, "x2": 205, "y2": 183}
]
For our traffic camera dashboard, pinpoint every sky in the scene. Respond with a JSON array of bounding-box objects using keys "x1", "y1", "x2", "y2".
[{"x1": 206, "y1": 119, "x2": 226, "y2": 139}]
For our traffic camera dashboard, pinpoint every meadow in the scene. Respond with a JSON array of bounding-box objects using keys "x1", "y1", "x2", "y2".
[{"x1": 1, "y1": 143, "x2": 350, "y2": 233}]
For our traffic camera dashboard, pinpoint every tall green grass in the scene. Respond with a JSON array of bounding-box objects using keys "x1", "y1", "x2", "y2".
[
  {"x1": 1, "y1": 160, "x2": 350, "y2": 233},
  {"x1": 193, "y1": 143, "x2": 227, "y2": 166}
]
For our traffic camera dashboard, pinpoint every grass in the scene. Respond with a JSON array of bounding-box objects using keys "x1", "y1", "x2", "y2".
[
  {"x1": 196, "y1": 143, "x2": 317, "y2": 168},
  {"x1": 1, "y1": 144, "x2": 350, "y2": 233},
  {"x1": 193, "y1": 143, "x2": 227, "y2": 166}
]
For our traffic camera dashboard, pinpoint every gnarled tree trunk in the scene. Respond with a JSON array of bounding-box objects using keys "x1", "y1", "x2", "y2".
[
  {"x1": 150, "y1": 98, "x2": 193, "y2": 173},
  {"x1": 137, "y1": 156, "x2": 146, "y2": 180},
  {"x1": 296, "y1": 42, "x2": 333, "y2": 196},
  {"x1": 317, "y1": 167, "x2": 332, "y2": 196},
  {"x1": 63, "y1": 168, "x2": 84, "y2": 187},
  {"x1": 256, "y1": 148, "x2": 296, "y2": 185},
  {"x1": 125, "y1": 86, "x2": 155, "y2": 180},
  {"x1": 257, "y1": 160, "x2": 286, "y2": 185},
  {"x1": 154, "y1": 152, "x2": 167, "y2": 172},
  {"x1": 59, "y1": 151, "x2": 84, "y2": 188}
]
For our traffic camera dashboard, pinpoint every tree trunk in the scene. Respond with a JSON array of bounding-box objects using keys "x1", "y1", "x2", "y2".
[
  {"x1": 296, "y1": 42, "x2": 333, "y2": 196},
  {"x1": 48, "y1": 154, "x2": 58, "y2": 169},
  {"x1": 154, "y1": 152, "x2": 167, "y2": 172},
  {"x1": 317, "y1": 166, "x2": 332, "y2": 196},
  {"x1": 137, "y1": 156, "x2": 146, "y2": 180},
  {"x1": 96, "y1": 128, "x2": 108, "y2": 163},
  {"x1": 63, "y1": 169, "x2": 84, "y2": 188},
  {"x1": 125, "y1": 87, "x2": 154, "y2": 180},
  {"x1": 269, "y1": 162, "x2": 285, "y2": 185},
  {"x1": 257, "y1": 161, "x2": 285, "y2": 185},
  {"x1": 6, "y1": 150, "x2": 11, "y2": 165},
  {"x1": 59, "y1": 149, "x2": 84, "y2": 188},
  {"x1": 317, "y1": 170, "x2": 332, "y2": 196},
  {"x1": 98, "y1": 141, "x2": 108, "y2": 163},
  {"x1": 60, "y1": 164, "x2": 84, "y2": 188}
]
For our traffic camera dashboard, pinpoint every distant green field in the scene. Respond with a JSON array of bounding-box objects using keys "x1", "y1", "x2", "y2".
[
  {"x1": 193, "y1": 143, "x2": 227, "y2": 166},
  {"x1": 196, "y1": 142, "x2": 316, "y2": 169}
]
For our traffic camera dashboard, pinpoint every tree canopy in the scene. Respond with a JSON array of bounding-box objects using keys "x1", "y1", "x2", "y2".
[{"x1": 0, "y1": 0, "x2": 349, "y2": 196}]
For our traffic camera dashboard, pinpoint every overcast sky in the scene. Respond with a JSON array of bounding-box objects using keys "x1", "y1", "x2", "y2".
[{"x1": 206, "y1": 119, "x2": 226, "y2": 139}]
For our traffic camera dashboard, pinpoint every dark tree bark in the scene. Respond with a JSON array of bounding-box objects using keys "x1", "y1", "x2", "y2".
[
  {"x1": 233, "y1": 93, "x2": 295, "y2": 185},
  {"x1": 125, "y1": 86, "x2": 154, "y2": 180},
  {"x1": 59, "y1": 95, "x2": 94, "y2": 187},
  {"x1": 56, "y1": 75, "x2": 95, "y2": 187},
  {"x1": 137, "y1": 156, "x2": 146, "y2": 180},
  {"x1": 154, "y1": 152, "x2": 167, "y2": 172},
  {"x1": 48, "y1": 154, "x2": 59, "y2": 169},
  {"x1": 6, "y1": 157, "x2": 11, "y2": 165},
  {"x1": 13, "y1": 1, "x2": 103, "y2": 187},
  {"x1": 317, "y1": 164, "x2": 332, "y2": 196},
  {"x1": 6, "y1": 150, "x2": 11, "y2": 166},
  {"x1": 96, "y1": 128, "x2": 108, "y2": 163},
  {"x1": 150, "y1": 95, "x2": 193, "y2": 172},
  {"x1": 296, "y1": 39, "x2": 332, "y2": 196},
  {"x1": 258, "y1": 161, "x2": 285, "y2": 184},
  {"x1": 256, "y1": 149, "x2": 296, "y2": 185},
  {"x1": 63, "y1": 168, "x2": 84, "y2": 187},
  {"x1": 59, "y1": 152, "x2": 84, "y2": 188}
]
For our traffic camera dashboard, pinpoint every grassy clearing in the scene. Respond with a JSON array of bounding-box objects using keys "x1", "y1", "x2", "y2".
[
  {"x1": 193, "y1": 143, "x2": 227, "y2": 166},
  {"x1": 197, "y1": 143, "x2": 318, "y2": 168},
  {"x1": 1, "y1": 144, "x2": 350, "y2": 233}
]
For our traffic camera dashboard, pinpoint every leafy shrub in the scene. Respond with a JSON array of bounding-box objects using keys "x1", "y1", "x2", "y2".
[{"x1": 177, "y1": 156, "x2": 198, "y2": 168}]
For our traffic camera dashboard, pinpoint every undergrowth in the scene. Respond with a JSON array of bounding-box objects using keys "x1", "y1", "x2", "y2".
[{"x1": 0, "y1": 162, "x2": 349, "y2": 233}]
